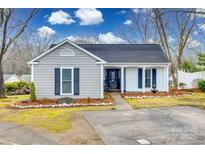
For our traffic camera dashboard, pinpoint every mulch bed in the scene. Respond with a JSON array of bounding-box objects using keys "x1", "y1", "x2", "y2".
[
  {"x1": 12, "y1": 93, "x2": 115, "y2": 109},
  {"x1": 120, "y1": 89, "x2": 192, "y2": 99}
]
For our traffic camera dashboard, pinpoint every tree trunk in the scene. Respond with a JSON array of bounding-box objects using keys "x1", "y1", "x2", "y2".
[
  {"x1": 170, "y1": 63, "x2": 178, "y2": 88},
  {"x1": 0, "y1": 59, "x2": 5, "y2": 98}
]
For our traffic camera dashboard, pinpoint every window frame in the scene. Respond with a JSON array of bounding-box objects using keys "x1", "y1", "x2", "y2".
[
  {"x1": 60, "y1": 67, "x2": 74, "y2": 95},
  {"x1": 145, "y1": 68, "x2": 152, "y2": 88}
]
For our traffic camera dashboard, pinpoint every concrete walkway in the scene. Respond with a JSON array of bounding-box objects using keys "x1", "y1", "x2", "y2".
[
  {"x1": 111, "y1": 93, "x2": 133, "y2": 110},
  {"x1": 0, "y1": 122, "x2": 56, "y2": 145}
]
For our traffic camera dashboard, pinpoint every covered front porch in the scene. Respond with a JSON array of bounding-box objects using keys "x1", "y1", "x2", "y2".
[{"x1": 100, "y1": 64, "x2": 169, "y2": 97}]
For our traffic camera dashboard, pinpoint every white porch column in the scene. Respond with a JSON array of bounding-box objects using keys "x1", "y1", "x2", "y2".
[
  {"x1": 142, "y1": 66, "x2": 146, "y2": 93},
  {"x1": 166, "y1": 66, "x2": 169, "y2": 92},
  {"x1": 100, "y1": 64, "x2": 104, "y2": 98},
  {"x1": 121, "y1": 66, "x2": 124, "y2": 93},
  {"x1": 31, "y1": 64, "x2": 34, "y2": 82}
]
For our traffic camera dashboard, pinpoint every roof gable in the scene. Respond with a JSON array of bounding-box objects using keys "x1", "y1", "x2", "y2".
[{"x1": 28, "y1": 39, "x2": 106, "y2": 64}]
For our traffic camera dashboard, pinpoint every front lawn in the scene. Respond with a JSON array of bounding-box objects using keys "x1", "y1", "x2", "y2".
[
  {"x1": 125, "y1": 92, "x2": 205, "y2": 109},
  {"x1": 0, "y1": 95, "x2": 115, "y2": 133},
  {"x1": 0, "y1": 95, "x2": 29, "y2": 108}
]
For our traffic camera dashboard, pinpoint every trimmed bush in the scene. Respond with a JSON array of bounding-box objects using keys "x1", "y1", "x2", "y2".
[
  {"x1": 179, "y1": 82, "x2": 186, "y2": 89},
  {"x1": 30, "y1": 82, "x2": 36, "y2": 102},
  {"x1": 57, "y1": 97, "x2": 73, "y2": 104},
  {"x1": 4, "y1": 81, "x2": 30, "y2": 95},
  {"x1": 198, "y1": 80, "x2": 205, "y2": 92}
]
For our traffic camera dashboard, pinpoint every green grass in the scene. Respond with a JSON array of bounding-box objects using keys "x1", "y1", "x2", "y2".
[
  {"x1": 125, "y1": 92, "x2": 205, "y2": 109},
  {"x1": 0, "y1": 95, "x2": 115, "y2": 133}
]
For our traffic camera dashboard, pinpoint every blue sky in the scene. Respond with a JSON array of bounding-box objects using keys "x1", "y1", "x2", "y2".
[
  {"x1": 14, "y1": 8, "x2": 205, "y2": 51},
  {"x1": 18, "y1": 8, "x2": 132, "y2": 39}
]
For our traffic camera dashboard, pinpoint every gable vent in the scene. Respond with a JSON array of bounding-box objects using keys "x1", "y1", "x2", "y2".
[{"x1": 60, "y1": 49, "x2": 75, "y2": 56}]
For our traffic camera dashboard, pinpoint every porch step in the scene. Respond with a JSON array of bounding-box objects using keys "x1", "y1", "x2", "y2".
[{"x1": 111, "y1": 93, "x2": 133, "y2": 110}]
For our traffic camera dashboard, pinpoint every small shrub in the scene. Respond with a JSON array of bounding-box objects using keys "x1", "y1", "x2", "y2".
[
  {"x1": 57, "y1": 97, "x2": 73, "y2": 104},
  {"x1": 198, "y1": 80, "x2": 205, "y2": 92},
  {"x1": 30, "y1": 82, "x2": 36, "y2": 102},
  {"x1": 179, "y1": 82, "x2": 186, "y2": 89},
  {"x1": 4, "y1": 81, "x2": 30, "y2": 95},
  {"x1": 4, "y1": 82, "x2": 19, "y2": 93}
]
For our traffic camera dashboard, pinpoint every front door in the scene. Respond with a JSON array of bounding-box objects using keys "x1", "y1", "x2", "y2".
[{"x1": 105, "y1": 69, "x2": 120, "y2": 91}]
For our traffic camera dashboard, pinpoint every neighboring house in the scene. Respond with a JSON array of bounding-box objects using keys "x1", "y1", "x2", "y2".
[
  {"x1": 4, "y1": 74, "x2": 21, "y2": 83},
  {"x1": 21, "y1": 75, "x2": 31, "y2": 82},
  {"x1": 28, "y1": 39, "x2": 169, "y2": 98}
]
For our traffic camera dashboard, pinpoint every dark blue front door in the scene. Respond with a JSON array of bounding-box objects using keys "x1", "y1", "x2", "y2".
[{"x1": 105, "y1": 69, "x2": 120, "y2": 91}]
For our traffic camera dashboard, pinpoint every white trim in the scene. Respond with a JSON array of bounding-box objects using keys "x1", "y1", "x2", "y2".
[
  {"x1": 96, "y1": 61, "x2": 108, "y2": 64},
  {"x1": 31, "y1": 64, "x2": 34, "y2": 82},
  {"x1": 166, "y1": 66, "x2": 169, "y2": 92},
  {"x1": 60, "y1": 67, "x2": 74, "y2": 95},
  {"x1": 28, "y1": 39, "x2": 106, "y2": 64},
  {"x1": 107, "y1": 63, "x2": 169, "y2": 65},
  {"x1": 121, "y1": 67, "x2": 124, "y2": 93},
  {"x1": 27, "y1": 61, "x2": 39, "y2": 65},
  {"x1": 100, "y1": 64, "x2": 104, "y2": 98},
  {"x1": 142, "y1": 67, "x2": 145, "y2": 93}
]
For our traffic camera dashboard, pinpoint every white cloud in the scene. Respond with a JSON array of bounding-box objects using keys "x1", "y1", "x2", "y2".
[
  {"x1": 193, "y1": 31, "x2": 198, "y2": 35},
  {"x1": 99, "y1": 32, "x2": 126, "y2": 44},
  {"x1": 190, "y1": 40, "x2": 201, "y2": 48},
  {"x1": 67, "y1": 36, "x2": 81, "y2": 42},
  {"x1": 123, "y1": 19, "x2": 133, "y2": 25},
  {"x1": 188, "y1": 37, "x2": 201, "y2": 48},
  {"x1": 48, "y1": 10, "x2": 75, "y2": 25},
  {"x1": 198, "y1": 23, "x2": 205, "y2": 31},
  {"x1": 168, "y1": 36, "x2": 176, "y2": 43},
  {"x1": 117, "y1": 10, "x2": 126, "y2": 14},
  {"x1": 142, "y1": 8, "x2": 151, "y2": 13},
  {"x1": 75, "y1": 8, "x2": 104, "y2": 26},
  {"x1": 195, "y1": 9, "x2": 205, "y2": 18},
  {"x1": 132, "y1": 8, "x2": 140, "y2": 14},
  {"x1": 132, "y1": 8, "x2": 151, "y2": 14},
  {"x1": 37, "y1": 26, "x2": 56, "y2": 38}
]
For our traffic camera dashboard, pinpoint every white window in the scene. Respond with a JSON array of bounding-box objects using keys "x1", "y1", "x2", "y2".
[
  {"x1": 60, "y1": 49, "x2": 75, "y2": 56},
  {"x1": 60, "y1": 67, "x2": 73, "y2": 95}
]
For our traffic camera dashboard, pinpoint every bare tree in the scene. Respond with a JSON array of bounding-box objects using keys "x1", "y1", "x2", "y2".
[
  {"x1": 119, "y1": 9, "x2": 158, "y2": 44},
  {"x1": 152, "y1": 8, "x2": 197, "y2": 87},
  {"x1": 0, "y1": 9, "x2": 38, "y2": 98},
  {"x1": 3, "y1": 29, "x2": 59, "y2": 76},
  {"x1": 120, "y1": 8, "x2": 200, "y2": 88},
  {"x1": 67, "y1": 34, "x2": 99, "y2": 44}
]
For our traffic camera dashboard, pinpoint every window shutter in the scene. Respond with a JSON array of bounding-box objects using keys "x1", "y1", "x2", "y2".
[
  {"x1": 74, "y1": 68, "x2": 80, "y2": 95},
  {"x1": 55, "y1": 68, "x2": 60, "y2": 95},
  {"x1": 138, "y1": 68, "x2": 142, "y2": 88},
  {"x1": 152, "y1": 68, "x2": 157, "y2": 88}
]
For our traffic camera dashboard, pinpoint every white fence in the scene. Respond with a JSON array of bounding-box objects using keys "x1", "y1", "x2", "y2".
[{"x1": 178, "y1": 70, "x2": 205, "y2": 89}]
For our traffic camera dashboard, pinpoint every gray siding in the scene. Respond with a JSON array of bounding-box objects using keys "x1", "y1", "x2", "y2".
[{"x1": 33, "y1": 42, "x2": 101, "y2": 98}]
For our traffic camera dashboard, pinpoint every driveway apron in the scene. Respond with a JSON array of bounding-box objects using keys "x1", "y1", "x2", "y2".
[{"x1": 84, "y1": 93, "x2": 205, "y2": 144}]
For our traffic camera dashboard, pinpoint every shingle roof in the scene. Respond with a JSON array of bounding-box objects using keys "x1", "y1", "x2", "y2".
[{"x1": 78, "y1": 44, "x2": 169, "y2": 63}]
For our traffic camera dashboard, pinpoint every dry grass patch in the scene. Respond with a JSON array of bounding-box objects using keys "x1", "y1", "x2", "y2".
[
  {"x1": 0, "y1": 95, "x2": 29, "y2": 108},
  {"x1": 125, "y1": 92, "x2": 205, "y2": 109},
  {"x1": 0, "y1": 106, "x2": 115, "y2": 133}
]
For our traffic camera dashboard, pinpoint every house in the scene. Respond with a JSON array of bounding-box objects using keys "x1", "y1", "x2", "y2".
[
  {"x1": 28, "y1": 39, "x2": 169, "y2": 98},
  {"x1": 21, "y1": 75, "x2": 31, "y2": 82},
  {"x1": 4, "y1": 74, "x2": 21, "y2": 83}
]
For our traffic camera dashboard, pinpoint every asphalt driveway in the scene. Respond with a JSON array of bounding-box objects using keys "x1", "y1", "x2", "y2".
[{"x1": 84, "y1": 106, "x2": 205, "y2": 144}]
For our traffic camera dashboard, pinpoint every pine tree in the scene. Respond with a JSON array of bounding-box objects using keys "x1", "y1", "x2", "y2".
[{"x1": 30, "y1": 82, "x2": 36, "y2": 102}]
